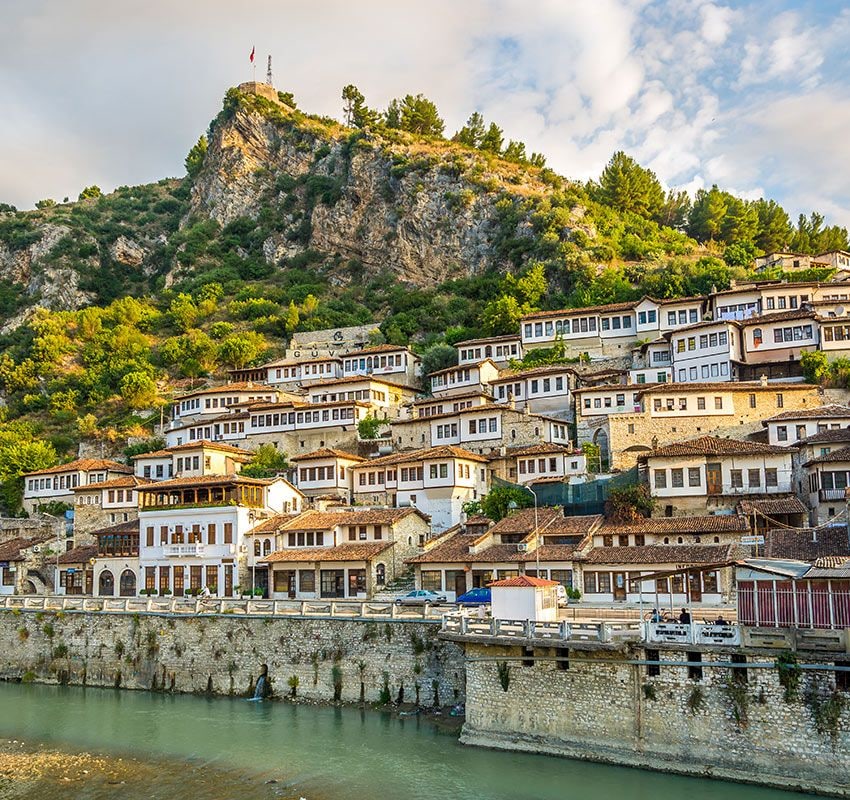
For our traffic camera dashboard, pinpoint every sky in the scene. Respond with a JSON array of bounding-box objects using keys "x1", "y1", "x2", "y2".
[{"x1": 2, "y1": 0, "x2": 849, "y2": 227}]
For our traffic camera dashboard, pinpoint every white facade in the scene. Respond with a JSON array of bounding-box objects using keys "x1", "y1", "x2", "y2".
[
  {"x1": 23, "y1": 460, "x2": 132, "y2": 514},
  {"x1": 739, "y1": 313, "x2": 818, "y2": 364},
  {"x1": 456, "y1": 336, "x2": 522, "y2": 366},
  {"x1": 291, "y1": 449, "x2": 363, "y2": 499},
  {"x1": 575, "y1": 387, "x2": 642, "y2": 419},
  {"x1": 765, "y1": 406, "x2": 850, "y2": 446},
  {"x1": 341, "y1": 345, "x2": 420, "y2": 384},
  {"x1": 670, "y1": 321, "x2": 738, "y2": 383},
  {"x1": 490, "y1": 367, "x2": 572, "y2": 415},
  {"x1": 171, "y1": 383, "x2": 280, "y2": 423},
  {"x1": 429, "y1": 360, "x2": 500, "y2": 397},
  {"x1": 264, "y1": 357, "x2": 342, "y2": 389}
]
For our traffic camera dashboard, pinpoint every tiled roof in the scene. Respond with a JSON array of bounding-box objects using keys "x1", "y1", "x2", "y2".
[
  {"x1": 489, "y1": 575, "x2": 559, "y2": 588},
  {"x1": 764, "y1": 527, "x2": 850, "y2": 562},
  {"x1": 246, "y1": 513, "x2": 302, "y2": 534},
  {"x1": 73, "y1": 475, "x2": 153, "y2": 492},
  {"x1": 278, "y1": 508, "x2": 427, "y2": 530},
  {"x1": 174, "y1": 382, "x2": 276, "y2": 398},
  {"x1": 522, "y1": 301, "x2": 637, "y2": 320},
  {"x1": 262, "y1": 541, "x2": 393, "y2": 563},
  {"x1": 428, "y1": 359, "x2": 497, "y2": 377},
  {"x1": 503, "y1": 443, "x2": 576, "y2": 457},
  {"x1": 738, "y1": 309, "x2": 815, "y2": 325},
  {"x1": 737, "y1": 497, "x2": 807, "y2": 516},
  {"x1": 354, "y1": 445, "x2": 490, "y2": 468},
  {"x1": 344, "y1": 344, "x2": 413, "y2": 357},
  {"x1": 545, "y1": 515, "x2": 604, "y2": 536},
  {"x1": 131, "y1": 450, "x2": 173, "y2": 459},
  {"x1": 263, "y1": 356, "x2": 341, "y2": 367},
  {"x1": 136, "y1": 473, "x2": 273, "y2": 491},
  {"x1": 493, "y1": 364, "x2": 575, "y2": 381},
  {"x1": 412, "y1": 391, "x2": 493, "y2": 405},
  {"x1": 0, "y1": 534, "x2": 52, "y2": 562},
  {"x1": 24, "y1": 459, "x2": 132, "y2": 477},
  {"x1": 804, "y1": 446, "x2": 850, "y2": 465},
  {"x1": 644, "y1": 435, "x2": 791, "y2": 458},
  {"x1": 805, "y1": 558, "x2": 850, "y2": 579},
  {"x1": 797, "y1": 428, "x2": 850, "y2": 446},
  {"x1": 488, "y1": 507, "x2": 563, "y2": 536},
  {"x1": 166, "y1": 440, "x2": 254, "y2": 456},
  {"x1": 598, "y1": 515, "x2": 750, "y2": 535},
  {"x1": 290, "y1": 448, "x2": 365, "y2": 462},
  {"x1": 764, "y1": 404, "x2": 850, "y2": 423},
  {"x1": 581, "y1": 543, "x2": 737, "y2": 565},
  {"x1": 92, "y1": 519, "x2": 140, "y2": 537},
  {"x1": 58, "y1": 544, "x2": 98, "y2": 564},
  {"x1": 305, "y1": 375, "x2": 419, "y2": 391}
]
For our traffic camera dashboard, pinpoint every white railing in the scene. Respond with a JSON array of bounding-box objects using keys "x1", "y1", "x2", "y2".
[
  {"x1": 163, "y1": 543, "x2": 205, "y2": 557},
  {"x1": 440, "y1": 612, "x2": 642, "y2": 643},
  {"x1": 645, "y1": 621, "x2": 741, "y2": 646},
  {"x1": 0, "y1": 595, "x2": 443, "y2": 621}
]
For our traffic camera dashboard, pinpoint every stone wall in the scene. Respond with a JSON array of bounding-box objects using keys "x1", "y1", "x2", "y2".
[
  {"x1": 0, "y1": 610, "x2": 465, "y2": 707},
  {"x1": 461, "y1": 641, "x2": 850, "y2": 796}
]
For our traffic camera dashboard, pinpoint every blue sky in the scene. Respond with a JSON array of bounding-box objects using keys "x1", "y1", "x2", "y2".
[{"x1": 2, "y1": 0, "x2": 849, "y2": 227}]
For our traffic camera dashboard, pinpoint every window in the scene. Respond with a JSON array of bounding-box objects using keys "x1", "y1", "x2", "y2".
[
  {"x1": 583, "y1": 573, "x2": 597, "y2": 594},
  {"x1": 654, "y1": 470, "x2": 667, "y2": 489},
  {"x1": 777, "y1": 425, "x2": 788, "y2": 442},
  {"x1": 646, "y1": 648, "x2": 660, "y2": 677},
  {"x1": 714, "y1": 397, "x2": 722, "y2": 410},
  {"x1": 688, "y1": 468, "x2": 701, "y2": 487},
  {"x1": 765, "y1": 468, "x2": 778, "y2": 487},
  {"x1": 697, "y1": 397, "x2": 706, "y2": 410},
  {"x1": 749, "y1": 393, "x2": 756, "y2": 408},
  {"x1": 421, "y1": 571, "x2": 442, "y2": 591},
  {"x1": 776, "y1": 393, "x2": 784, "y2": 408},
  {"x1": 748, "y1": 468, "x2": 761, "y2": 488},
  {"x1": 597, "y1": 573, "x2": 611, "y2": 593},
  {"x1": 618, "y1": 535, "x2": 629, "y2": 547},
  {"x1": 730, "y1": 470, "x2": 743, "y2": 489},
  {"x1": 688, "y1": 651, "x2": 703, "y2": 681}
]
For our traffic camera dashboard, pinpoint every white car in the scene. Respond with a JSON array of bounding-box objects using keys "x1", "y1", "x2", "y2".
[{"x1": 395, "y1": 589, "x2": 447, "y2": 606}]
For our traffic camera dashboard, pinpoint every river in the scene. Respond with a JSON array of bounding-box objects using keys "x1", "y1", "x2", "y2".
[{"x1": 0, "y1": 683, "x2": 816, "y2": 800}]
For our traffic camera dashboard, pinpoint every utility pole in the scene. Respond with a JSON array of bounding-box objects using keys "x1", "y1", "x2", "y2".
[{"x1": 266, "y1": 55, "x2": 273, "y2": 86}]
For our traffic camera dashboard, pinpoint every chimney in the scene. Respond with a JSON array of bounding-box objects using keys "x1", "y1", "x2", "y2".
[
  {"x1": 760, "y1": 374, "x2": 768, "y2": 387},
  {"x1": 812, "y1": 529, "x2": 818, "y2": 543}
]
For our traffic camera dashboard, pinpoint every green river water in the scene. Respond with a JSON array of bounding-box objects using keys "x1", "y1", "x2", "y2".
[{"x1": 0, "y1": 683, "x2": 816, "y2": 800}]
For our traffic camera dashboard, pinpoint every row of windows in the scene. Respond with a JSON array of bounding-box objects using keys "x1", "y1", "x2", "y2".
[
  {"x1": 418, "y1": 399, "x2": 474, "y2": 418},
  {"x1": 299, "y1": 466, "x2": 344, "y2": 482},
  {"x1": 311, "y1": 389, "x2": 387, "y2": 403},
  {"x1": 432, "y1": 368, "x2": 472, "y2": 386},
  {"x1": 763, "y1": 294, "x2": 808, "y2": 310},
  {"x1": 633, "y1": 372, "x2": 670, "y2": 384},
  {"x1": 637, "y1": 309, "x2": 657, "y2": 325},
  {"x1": 204, "y1": 394, "x2": 271, "y2": 409},
  {"x1": 653, "y1": 467, "x2": 778, "y2": 489},
  {"x1": 674, "y1": 330, "x2": 729, "y2": 353},
  {"x1": 28, "y1": 472, "x2": 107, "y2": 493},
  {"x1": 176, "y1": 455, "x2": 204, "y2": 472},
  {"x1": 356, "y1": 462, "x2": 472, "y2": 486},
  {"x1": 141, "y1": 464, "x2": 171, "y2": 479},
  {"x1": 458, "y1": 343, "x2": 519, "y2": 361},
  {"x1": 752, "y1": 324, "x2": 814, "y2": 346},
  {"x1": 286, "y1": 531, "x2": 326, "y2": 547},
  {"x1": 822, "y1": 325, "x2": 850, "y2": 342},
  {"x1": 583, "y1": 570, "x2": 718, "y2": 594},
  {"x1": 468, "y1": 417, "x2": 499, "y2": 434},
  {"x1": 251, "y1": 408, "x2": 356, "y2": 428},
  {"x1": 344, "y1": 354, "x2": 404, "y2": 371},
  {"x1": 653, "y1": 396, "x2": 724, "y2": 412},
  {"x1": 583, "y1": 393, "x2": 639, "y2": 410},
  {"x1": 676, "y1": 362, "x2": 730, "y2": 381},
  {"x1": 519, "y1": 457, "x2": 560, "y2": 474},
  {"x1": 144, "y1": 523, "x2": 234, "y2": 546}
]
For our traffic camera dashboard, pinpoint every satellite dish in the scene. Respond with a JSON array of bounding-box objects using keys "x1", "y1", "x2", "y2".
[{"x1": 32, "y1": 545, "x2": 41, "y2": 553}]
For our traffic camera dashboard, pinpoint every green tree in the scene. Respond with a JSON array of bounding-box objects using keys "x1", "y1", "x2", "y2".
[
  {"x1": 596, "y1": 151, "x2": 664, "y2": 219},
  {"x1": 241, "y1": 443, "x2": 289, "y2": 479},
  {"x1": 605, "y1": 484, "x2": 655, "y2": 522},
  {"x1": 479, "y1": 122, "x2": 504, "y2": 154},
  {"x1": 656, "y1": 190, "x2": 691, "y2": 229},
  {"x1": 723, "y1": 241, "x2": 761, "y2": 268},
  {"x1": 217, "y1": 331, "x2": 265, "y2": 369},
  {"x1": 801, "y1": 350, "x2": 829, "y2": 384},
  {"x1": 529, "y1": 152, "x2": 546, "y2": 168},
  {"x1": 453, "y1": 112, "x2": 486, "y2": 147},
  {"x1": 78, "y1": 185, "x2": 102, "y2": 201},
  {"x1": 119, "y1": 371, "x2": 159, "y2": 408},
  {"x1": 420, "y1": 342, "x2": 457, "y2": 376},
  {"x1": 168, "y1": 293, "x2": 199, "y2": 332},
  {"x1": 481, "y1": 295, "x2": 524, "y2": 336},
  {"x1": 721, "y1": 196, "x2": 759, "y2": 243},
  {"x1": 688, "y1": 185, "x2": 729, "y2": 242},
  {"x1": 384, "y1": 99, "x2": 402, "y2": 128},
  {"x1": 395, "y1": 94, "x2": 444, "y2": 137},
  {"x1": 753, "y1": 199, "x2": 792, "y2": 252},
  {"x1": 185, "y1": 135, "x2": 208, "y2": 179},
  {"x1": 341, "y1": 84, "x2": 378, "y2": 128},
  {"x1": 35, "y1": 199, "x2": 56, "y2": 209},
  {"x1": 464, "y1": 486, "x2": 533, "y2": 522},
  {"x1": 357, "y1": 413, "x2": 384, "y2": 440},
  {"x1": 503, "y1": 140, "x2": 527, "y2": 163}
]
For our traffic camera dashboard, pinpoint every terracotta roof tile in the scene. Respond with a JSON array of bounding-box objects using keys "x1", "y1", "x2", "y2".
[
  {"x1": 73, "y1": 475, "x2": 153, "y2": 492},
  {"x1": 636, "y1": 381, "x2": 818, "y2": 395},
  {"x1": 166, "y1": 440, "x2": 254, "y2": 456},
  {"x1": 290, "y1": 448, "x2": 365, "y2": 462},
  {"x1": 493, "y1": 364, "x2": 576, "y2": 381},
  {"x1": 797, "y1": 428, "x2": 850, "y2": 446},
  {"x1": 581, "y1": 543, "x2": 737, "y2": 564},
  {"x1": 644, "y1": 435, "x2": 792, "y2": 458},
  {"x1": 246, "y1": 513, "x2": 302, "y2": 534},
  {"x1": 92, "y1": 520, "x2": 140, "y2": 537},
  {"x1": 804, "y1": 446, "x2": 850, "y2": 465},
  {"x1": 738, "y1": 309, "x2": 816, "y2": 325},
  {"x1": 454, "y1": 334, "x2": 521, "y2": 347},
  {"x1": 764, "y1": 527, "x2": 850, "y2": 562},
  {"x1": 489, "y1": 575, "x2": 559, "y2": 587},
  {"x1": 131, "y1": 450, "x2": 173, "y2": 459},
  {"x1": 304, "y1": 375, "x2": 419, "y2": 391},
  {"x1": 737, "y1": 497, "x2": 807, "y2": 516},
  {"x1": 136, "y1": 473, "x2": 273, "y2": 491},
  {"x1": 262, "y1": 541, "x2": 393, "y2": 563},
  {"x1": 353, "y1": 446, "x2": 490, "y2": 468},
  {"x1": 765, "y1": 404, "x2": 850, "y2": 423},
  {"x1": 505, "y1": 443, "x2": 578, "y2": 457},
  {"x1": 598, "y1": 515, "x2": 750, "y2": 535},
  {"x1": 58, "y1": 544, "x2": 98, "y2": 564},
  {"x1": 0, "y1": 535, "x2": 52, "y2": 562},
  {"x1": 24, "y1": 459, "x2": 132, "y2": 478},
  {"x1": 344, "y1": 344, "x2": 415, "y2": 357},
  {"x1": 278, "y1": 508, "x2": 428, "y2": 530},
  {"x1": 174, "y1": 382, "x2": 278, "y2": 398}
]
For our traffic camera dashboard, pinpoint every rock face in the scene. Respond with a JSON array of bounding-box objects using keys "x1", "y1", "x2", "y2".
[{"x1": 189, "y1": 100, "x2": 560, "y2": 286}]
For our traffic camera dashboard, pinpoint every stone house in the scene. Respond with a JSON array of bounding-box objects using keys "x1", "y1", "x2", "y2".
[
  {"x1": 638, "y1": 435, "x2": 796, "y2": 517},
  {"x1": 0, "y1": 534, "x2": 56, "y2": 594},
  {"x1": 488, "y1": 443, "x2": 586, "y2": 486},
  {"x1": 350, "y1": 445, "x2": 490, "y2": 533},
  {"x1": 251, "y1": 508, "x2": 429, "y2": 599},
  {"x1": 22, "y1": 458, "x2": 133, "y2": 514},
  {"x1": 596, "y1": 381, "x2": 821, "y2": 470},
  {"x1": 72, "y1": 475, "x2": 153, "y2": 538},
  {"x1": 801, "y1": 446, "x2": 850, "y2": 525}
]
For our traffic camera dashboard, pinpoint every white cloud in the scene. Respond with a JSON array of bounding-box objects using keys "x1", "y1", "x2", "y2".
[{"x1": 0, "y1": 0, "x2": 847, "y2": 229}]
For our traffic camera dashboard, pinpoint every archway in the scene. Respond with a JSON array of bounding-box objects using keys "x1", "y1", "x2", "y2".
[
  {"x1": 119, "y1": 569, "x2": 136, "y2": 597},
  {"x1": 99, "y1": 570, "x2": 115, "y2": 596},
  {"x1": 375, "y1": 563, "x2": 386, "y2": 586},
  {"x1": 592, "y1": 428, "x2": 610, "y2": 472}
]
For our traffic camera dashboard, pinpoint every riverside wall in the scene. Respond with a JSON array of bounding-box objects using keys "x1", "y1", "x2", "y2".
[
  {"x1": 461, "y1": 641, "x2": 850, "y2": 797},
  {"x1": 0, "y1": 609, "x2": 465, "y2": 706}
]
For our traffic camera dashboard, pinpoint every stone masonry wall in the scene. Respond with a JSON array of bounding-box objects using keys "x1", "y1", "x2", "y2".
[
  {"x1": 0, "y1": 609, "x2": 465, "y2": 707},
  {"x1": 461, "y1": 642, "x2": 850, "y2": 796}
]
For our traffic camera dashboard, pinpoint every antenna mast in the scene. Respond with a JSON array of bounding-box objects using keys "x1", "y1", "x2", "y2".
[{"x1": 266, "y1": 55, "x2": 273, "y2": 86}]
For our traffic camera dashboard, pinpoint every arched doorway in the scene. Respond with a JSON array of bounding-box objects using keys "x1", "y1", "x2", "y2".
[
  {"x1": 119, "y1": 569, "x2": 136, "y2": 597},
  {"x1": 592, "y1": 428, "x2": 610, "y2": 472},
  {"x1": 99, "y1": 570, "x2": 114, "y2": 596},
  {"x1": 375, "y1": 563, "x2": 386, "y2": 586}
]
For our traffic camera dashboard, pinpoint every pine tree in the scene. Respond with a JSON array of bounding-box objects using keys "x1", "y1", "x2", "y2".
[
  {"x1": 753, "y1": 199, "x2": 792, "y2": 252},
  {"x1": 453, "y1": 112, "x2": 486, "y2": 147},
  {"x1": 597, "y1": 151, "x2": 664, "y2": 219},
  {"x1": 479, "y1": 122, "x2": 504, "y2": 154},
  {"x1": 342, "y1": 84, "x2": 364, "y2": 126},
  {"x1": 396, "y1": 94, "x2": 444, "y2": 136},
  {"x1": 503, "y1": 140, "x2": 527, "y2": 162}
]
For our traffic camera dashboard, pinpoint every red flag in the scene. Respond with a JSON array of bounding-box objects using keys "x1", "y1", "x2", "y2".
[{"x1": 249, "y1": 46, "x2": 255, "y2": 63}]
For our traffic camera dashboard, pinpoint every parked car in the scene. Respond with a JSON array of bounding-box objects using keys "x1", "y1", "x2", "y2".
[
  {"x1": 456, "y1": 588, "x2": 491, "y2": 606},
  {"x1": 395, "y1": 589, "x2": 447, "y2": 606}
]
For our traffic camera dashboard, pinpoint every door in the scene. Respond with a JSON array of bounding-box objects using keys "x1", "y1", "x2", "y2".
[
  {"x1": 85, "y1": 569, "x2": 93, "y2": 595},
  {"x1": 173, "y1": 568, "x2": 184, "y2": 597},
  {"x1": 98, "y1": 570, "x2": 114, "y2": 597},
  {"x1": 688, "y1": 572, "x2": 702, "y2": 602},
  {"x1": 320, "y1": 569, "x2": 345, "y2": 598},
  {"x1": 706, "y1": 462, "x2": 722, "y2": 495},
  {"x1": 447, "y1": 570, "x2": 467, "y2": 597},
  {"x1": 119, "y1": 569, "x2": 136, "y2": 597},
  {"x1": 613, "y1": 572, "x2": 627, "y2": 602}
]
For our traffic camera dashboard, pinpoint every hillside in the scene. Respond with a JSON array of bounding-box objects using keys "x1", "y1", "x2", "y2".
[{"x1": 0, "y1": 84, "x2": 845, "y2": 511}]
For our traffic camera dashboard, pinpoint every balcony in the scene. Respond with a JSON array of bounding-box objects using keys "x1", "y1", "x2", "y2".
[
  {"x1": 819, "y1": 488, "x2": 847, "y2": 501},
  {"x1": 164, "y1": 543, "x2": 205, "y2": 557}
]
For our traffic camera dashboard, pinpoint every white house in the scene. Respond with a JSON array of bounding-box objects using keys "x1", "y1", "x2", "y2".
[
  {"x1": 803, "y1": 446, "x2": 850, "y2": 525},
  {"x1": 455, "y1": 335, "x2": 522, "y2": 367},
  {"x1": 290, "y1": 447, "x2": 365, "y2": 501},
  {"x1": 304, "y1": 375, "x2": 417, "y2": 417},
  {"x1": 341, "y1": 344, "x2": 421, "y2": 384},
  {"x1": 412, "y1": 392, "x2": 494, "y2": 419},
  {"x1": 263, "y1": 356, "x2": 342, "y2": 389},
  {"x1": 22, "y1": 458, "x2": 133, "y2": 514},
  {"x1": 639, "y1": 435, "x2": 796, "y2": 516},
  {"x1": 503, "y1": 443, "x2": 587, "y2": 486},
  {"x1": 429, "y1": 359, "x2": 500, "y2": 397},
  {"x1": 669, "y1": 320, "x2": 739, "y2": 383},
  {"x1": 136, "y1": 474, "x2": 304, "y2": 597},
  {"x1": 764, "y1": 404, "x2": 850, "y2": 446},
  {"x1": 170, "y1": 382, "x2": 282, "y2": 425},
  {"x1": 489, "y1": 364, "x2": 574, "y2": 415},
  {"x1": 351, "y1": 445, "x2": 490, "y2": 532},
  {"x1": 737, "y1": 310, "x2": 818, "y2": 367}
]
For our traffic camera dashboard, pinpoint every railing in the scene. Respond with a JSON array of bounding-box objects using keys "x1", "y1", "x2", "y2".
[
  {"x1": 0, "y1": 595, "x2": 443, "y2": 621},
  {"x1": 645, "y1": 621, "x2": 741, "y2": 646},
  {"x1": 440, "y1": 612, "x2": 642, "y2": 643},
  {"x1": 163, "y1": 543, "x2": 205, "y2": 557},
  {"x1": 819, "y1": 488, "x2": 846, "y2": 501}
]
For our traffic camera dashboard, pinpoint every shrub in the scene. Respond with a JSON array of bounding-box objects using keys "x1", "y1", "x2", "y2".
[{"x1": 496, "y1": 661, "x2": 511, "y2": 692}]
